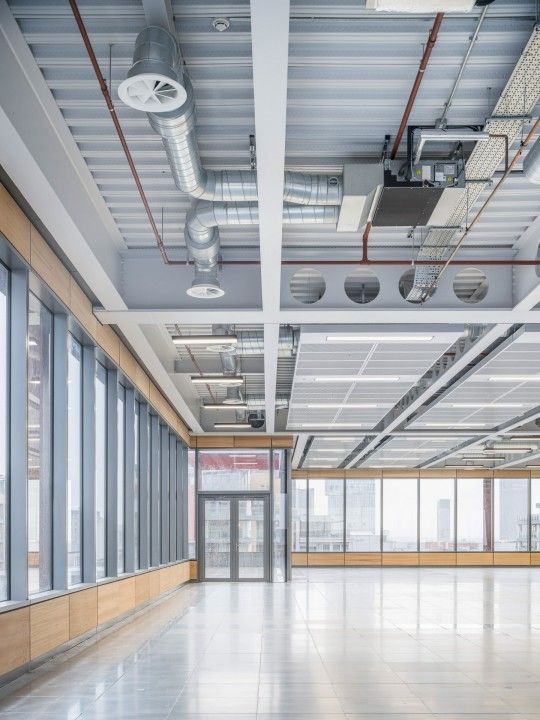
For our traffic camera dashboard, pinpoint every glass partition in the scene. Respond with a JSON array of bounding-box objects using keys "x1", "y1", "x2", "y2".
[
  {"x1": 272, "y1": 450, "x2": 287, "y2": 581},
  {"x1": 0, "y1": 264, "x2": 8, "y2": 600},
  {"x1": 383, "y1": 477, "x2": 418, "y2": 551},
  {"x1": 308, "y1": 478, "x2": 344, "y2": 552},
  {"x1": 346, "y1": 477, "x2": 381, "y2": 551},
  {"x1": 420, "y1": 476, "x2": 455, "y2": 551},
  {"x1": 95, "y1": 363, "x2": 107, "y2": 579},
  {"x1": 457, "y1": 477, "x2": 492, "y2": 551},
  {"x1": 27, "y1": 294, "x2": 53, "y2": 595},
  {"x1": 494, "y1": 477, "x2": 529, "y2": 551},
  {"x1": 188, "y1": 449, "x2": 196, "y2": 558},
  {"x1": 198, "y1": 450, "x2": 270, "y2": 491},
  {"x1": 117, "y1": 385, "x2": 125, "y2": 573},
  {"x1": 532, "y1": 477, "x2": 540, "y2": 551}
]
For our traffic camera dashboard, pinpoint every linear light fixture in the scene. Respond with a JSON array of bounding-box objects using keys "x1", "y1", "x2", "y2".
[
  {"x1": 459, "y1": 455, "x2": 506, "y2": 461},
  {"x1": 310, "y1": 449, "x2": 347, "y2": 453},
  {"x1": 203, "y1": 403, "x2": 249, "y2": 411},
  {"x1": 313, "y1": 376, "x2": 400, "y2": 383},
  {"x1": 439, "y1": 403, "x2": 524, "y2": 409},
  {"x1": 307, "y1": 403, "x2": 380, "y2": 409},
  {"x1": 326, "y1": 335, "x2": 434, "y2": 343},
  {"x1": 419, "y1": 422, "x2": 489, "y2": 428},
  {"x1": 172, "y1": 335, "x2": 237, "y2": 345},
  {"x1": 488, "y1": 376, "x2": 540, "y2": 382},
  {"x1": 191, "y1": 375, "x2": 244, "y2": 386},
  {"x1": 214, "y1": 422, "x2": 251, "y2": 429},
  {"x1": 299, "y1": 422, "x2": 371, "y2": 428},
  {"x1": 489, "y1": 445, "x2": 537, "y2": 453}
]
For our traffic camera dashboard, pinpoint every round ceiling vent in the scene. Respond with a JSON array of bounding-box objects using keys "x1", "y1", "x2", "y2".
[
  {"x1": 118, "y1": 73, "x2": 187, "y2": 113},
  {"x1": 186, "y1": 282, "x2": 225, "y2": 299}
]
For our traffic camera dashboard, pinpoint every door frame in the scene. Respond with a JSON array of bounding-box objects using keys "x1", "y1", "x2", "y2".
[{"x1": 198, "y1": 492, "x2": 271, "y2": 582}]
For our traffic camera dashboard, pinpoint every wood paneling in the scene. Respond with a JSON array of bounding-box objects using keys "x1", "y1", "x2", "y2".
[
  {"x1": 291, "y1": 553, "x2": 308, "y2": 567},
  {"x1": 530, "y1": 552, "x2": 540, "y2": 566},
  {"x1": 0, "y1": 608, "x2": 30, "y2": 676},
  {"x1": 308, "y1": 552, "x2": 345, "y2": 566},
  {"x1": 382, "y1": 470, "x2": 419, "y2": 478},
  {"x1": 117, "y1": 578, "x2": 136, "y2": 615},
  {"x1": 134, "y1": 363, "x2": 150, "y2": 400},
  {"x1": 135, "y1": 574, "x2": 151, "y2": 607},
  {"x1": 308, "y1": 469, "x2": 344, "y2": 479},
  {"x1": 189, "y1": 561, "x2": 198, "y2": 580},
  {"x1": 493, "y1": 552, "x2": 531, "y2": 566},
  {"x1": 196, "y1": 435, "x2": 235, "y2": 448},
  {"x1": 457, "y1": 552, "x2": 493, "y2": 566},
  {"x1": 30, "y1": 596, "x2": 70, "y2": 660},
  {"x1": 419, "y1": 552, "x2": 456, "y2": 566},
  {"x1": 69, "y1": 588, "x2": 97, "y2": 639},
  {"x1": 234, "y1": 436, "x2": 271, "y2": 448},
  {"x1": 345, "y1": 553, "x2": 382, "y2": 566},
  {"x1": 0, "y1": 184, "x2": 31, "y2": 262},
  {"x1": 119, "y1": 341, "x2": 138, "y2": 383},
  {"x1": 30, "y1": 226, "x2": 71, "y2": 306},
  {"x1": 346, "y1": 469, "x2": 382, "y2": 478},
  {"x1": 271, "y1": 436, "x2": 294, "y2": 448},
  {"x1": 419, "y1": 469, "x2": 456, "y2": 478},
  {"x1": 382, "y1": 553, "x2": 419, "y2": 566},
  {"x1": 149, "y1": 569, "x2": 161, "y2": 599},
  {"x1": 69, "y1": 278, "x2": 99, "y2": 338},
  {"x1": 291, "y1": 470, "x2": 308, "y2": 479},
  {"x1": 97, "y1": 582, "x2": 119, "y2": 625},
  {"x1": 95, "y1": 322, "x2": 120, "y2": 365}
]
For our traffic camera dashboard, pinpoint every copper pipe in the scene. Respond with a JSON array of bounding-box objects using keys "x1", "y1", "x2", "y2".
[
  {"x1": 420, "y1": 113, "x2": 540, "y2": 300},
  {"x1": 361, "y1": 221, "x2": 372, "y2": 262},
  {"x1": 68, "y1": 0, "x2": 182, "y2": 266},
  {"x1": 390, "y1": 13, "x2": 444, "y2": 159},
  {"x1": 191, "y1": 258, "x2": 540, "y2": 266}
]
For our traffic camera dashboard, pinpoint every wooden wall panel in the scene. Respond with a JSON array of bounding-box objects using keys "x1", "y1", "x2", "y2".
[
  {"x1": 346, "y1": 469, "x2": 382, "y2": 478},
  {"x1": 119, "y1": 341, "x2": 138, "y2": 383},
  {"x1": 234, "y1": 436, "x2": 271, "y2": 448},
  {"x1": 69, "y1": 279, "x2": 99, "y2": 339},
  {"x1": 382, "y1": 553, "x2": 419, "y2": 566},
  {"x1": 196, "y1": 435, "x2": 235, "y2": 448},
  {"x1": 530, "y1": 552, "x2": 540, "y2": 566},
  {"x1": 97, "y1": 583, "x2": 119, "y2": 625},
  {"x1": 0, "y1": 608, "x2": 30, "y2": 676},
  {"x1": 345, "y1": 553, "x2": 382, "y2": 566},
  {"x1": 30, "y1": 596, "x2": 70, "y2": 660},
  {"x1": 493, "y1": 552, "x2": 531, "y2": 566},
  {"x1": 135, "y1": 574, "x2": 151, "y2": 607},
  {"x1": 95, "y1": 323, "x2": 120, "y2": 365},
  {"x1": 308, "y1": 552, "x2": 345, "y2": 566},
  {"x1": 69, "y1": 588, "x2": 97, "y2": 639},
  {"x1": 30, "y1": 226, "x2": 71, "y2": 307},
  {"x1": 0, "y1": 184, "x2": 31, "y2": 262},
  {"x1": 271, "y1": 436, "x2": 294, "y2": 449},
  {"x1": 189, "y1": 561, "x2": 198, "y2": 580},
  {"x1": 419, "y1": 552, "x2": 456, "y2": 566},
  {"x1": 291, "y1": 553, "x2": 308, "y2": 567},
  {"x1": 457, "y1": 552, "x2": 493, "y2": 566},
  {"x1": 149, "y1": 569, "x2": 161, "y2": 599},
  {"x1": 117, "y1": 578, "x2": 136, "y2": 615}
]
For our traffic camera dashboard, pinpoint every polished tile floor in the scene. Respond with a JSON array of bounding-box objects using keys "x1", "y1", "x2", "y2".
[{"x1": 2, "y1": 567, "x2": 540, "y2": 719}]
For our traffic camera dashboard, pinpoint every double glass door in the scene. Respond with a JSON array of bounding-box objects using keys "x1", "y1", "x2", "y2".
[{"x1": 199, "y1": 495, "x2": 269, "y2": 581}]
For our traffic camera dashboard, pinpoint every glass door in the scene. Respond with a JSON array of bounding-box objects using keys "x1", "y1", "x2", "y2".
[{"x1": 199, "y1": 495, "x2": 269, "y2": 581}]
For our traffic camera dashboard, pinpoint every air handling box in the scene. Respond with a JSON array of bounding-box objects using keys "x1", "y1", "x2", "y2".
[{"x1": 337, "y1": 163, "x2": 384, "y2": 233}]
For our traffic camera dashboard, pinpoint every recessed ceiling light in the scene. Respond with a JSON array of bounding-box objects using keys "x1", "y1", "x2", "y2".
[
  {"x1": 203, "y1": 403, "x2": 248, "y2": 411},
  {"x1": 313, "y1": 376, "x2": 400, "y2": 383},
  {"x1": 439, "y1": 403, "x2": 524, "y2": 409},
  {"x1": 298, "y1": 423, "x2": 371, "y2": 428},
  {"x1": 310, "y1": 449, "x2": 346, "y2": 454},
  {"x1": 487, "y1": 376, "x2": 540, "y2": 382},
  {"x1": 307, "y1": 403, "x2": 380, "y2": 409},
  {"x1": 191, "y1": 375, "x2": 244, "y2": 386},
  {"x1": 489, "y1": 445, "x2": 537, "y2": 452},
  {"x1": 419, "y1": 422, "x2": 489, "y2": 428},
  {"x1": 326, "y1": 335, "x2": 434, "y2": 343},
  {"x1": 172, "y1": 335, "x2": 237, "y2": 346}
]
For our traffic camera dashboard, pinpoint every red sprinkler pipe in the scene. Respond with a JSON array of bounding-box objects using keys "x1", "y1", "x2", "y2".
[{"x1": 390, "y1": 13, "x2": 444, "y2": 159}]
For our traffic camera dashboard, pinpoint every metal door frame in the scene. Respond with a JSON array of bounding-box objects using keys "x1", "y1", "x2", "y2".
[{"x1": 198, "y1": 492, "x2": 271, "y2": 582}]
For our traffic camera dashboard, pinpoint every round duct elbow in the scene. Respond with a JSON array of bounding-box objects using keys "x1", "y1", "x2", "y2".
[
  {"x1": 118, "y1": 26, "x2": 187, "y2": 113},
  {"x1": 186, "y1": 267, "x2": 224, "y2": 299}
]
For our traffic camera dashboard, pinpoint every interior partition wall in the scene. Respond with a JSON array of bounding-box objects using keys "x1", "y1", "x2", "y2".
[
  {"x1": 0, "y1": 248, "x2": 190, "y2": 607},
  {"x1": 292, "y1": 474, "x2": 536, "y2": 557}
]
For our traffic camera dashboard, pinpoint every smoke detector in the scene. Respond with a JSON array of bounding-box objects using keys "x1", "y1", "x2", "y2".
[
  {"x1": 212, "y1": 17, "x2": 230, "y2": 32},
  {"x1": 118, "y1": 26, "x2": 187, "y2": 113}
]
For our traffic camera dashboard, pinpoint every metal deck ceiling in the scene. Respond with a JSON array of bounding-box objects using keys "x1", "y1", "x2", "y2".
[
  {"x1": 7, "y1": 0, "x2": 540, "y2": 259},
  {"x1": 357, "y1": 434, "x2": 474, "y2": 468}
]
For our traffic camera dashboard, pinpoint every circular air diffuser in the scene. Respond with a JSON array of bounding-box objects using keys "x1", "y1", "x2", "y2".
[
  {"x1": 118, "y1": 73, "x2": 186, "y2": 113},
  {"x1": 186, "y1": 282, "x2": 225, "y2": 299}
]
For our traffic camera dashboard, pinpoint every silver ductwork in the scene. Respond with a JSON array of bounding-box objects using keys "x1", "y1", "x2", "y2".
[{"x1": 237, "y1": 326, "x2": 297, "y2": 357}]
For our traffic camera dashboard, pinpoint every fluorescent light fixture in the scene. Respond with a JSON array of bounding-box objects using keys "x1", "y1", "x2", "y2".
[
  {"x1": 311, "y1": 449, "x2": 346, "y2": 454},
  {"x1": 310, "y1": 457, "x2": 339, "y2": 462},
  {"x1": 191, "y1": 375, "x2": 244, "y2": 386},
  {"x1": 488, "y1": 376, "x2": 540, "y2": 382},
  {"x1": 489, "y1": 445, "x2": 537, "y2": 452},
  {"x1": 28, "y1": 379, "x2": 41, "y2": 385},
  {"x1": 214, "y1": 422, "x2": 251, "y2": 429},
  {"x1": 203, "y1": 403, "x2": 248, "y2": 411},
  {"x1": 313, "y1": 376, "x2": 400, "y2": 383},
  {"x1": 299, "y1": 423, "x2": 370, "y2": 428},
  {"x1": 307, "y1": 403, "x2": 380, "y2": 409},
  {"x1": 326, "y1": 335, "x2": 433, "y2": 343},
  {"x1": 460, "y1": 455, "x2": 506, "y2": 461},
  {"x1": 419, "y1": 422, "x2": 488, "y2": 428},
  {"x1": 439, "y1": 403, "x2": 524, "y2": 409},
  {"x1": 172, "y1": 335, "x2": 237, "y2": 346}
]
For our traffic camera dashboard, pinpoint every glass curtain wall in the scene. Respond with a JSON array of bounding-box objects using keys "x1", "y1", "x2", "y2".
[
  {"x1": 188, "y1": 449, "x2": 196, "y2": 559},
  {"x1": 27, "y1": 294, "x2": 53, "y2": 595},
  {"x1": 199, "y1": 450, "x2": 271, "y2": 491},
  {"x1": 457, "y1": 477, "x2": 492, "y2": 551},
  {"x1": 0, "y1": 264, "x2": 8, "y2": 600},
  {"x1": 383, "y1": 477, "x2": 418, "y2": 551},
  {"x1": 346, "y1": 477, "x2": 381, "y2": 551},
  {"x1": 494, "y1": 477, "x2": 529, "y2": 551},
  {"x1": 67, "y1": 335, "x2": 83, "y2": 586},
  {"x1": 117, "y1": 385, "x2": 125, "y2": 574},
  {"x1": 134, "y1": 400, "x2": 140, "y2": 570},
  {"x1": 532, "y1": 477, "x2": 540, "y2": 551},
  {"x1": 292, "y1": 478, "x2": 307, "y2": 552},
  {"x1": 420, "y1": 476, "x2": 455, "y2": 551},
  {"x1": 308, "y1": 478, "x2": 344, "y2": 552},
  {"x1": 95, "y1": 363, "x2": 107, "y2": 579},
  {"x1": 272, "y1": 450, "x2": 287, "y2": 581}
]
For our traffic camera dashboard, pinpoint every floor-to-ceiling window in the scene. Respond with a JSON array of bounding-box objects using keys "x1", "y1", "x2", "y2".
[
  {"x1": 457, "y1": 476, "x2": 492, "y2": 551},
  {"x1": 346, "y1": 476, "x2": 381, "y2": 551},
  {"x1": 0, "y1": 264, "x2": 8, "y2": 600},
  {"x1": 532, "y1": 477, "x2": 540, "y2": 551},
  {"x1": 188, "y1": 448, "x2": 196, "y2": 559},
  {"x1": 494, "y1": 477, "x2": 529, "y2": 551},
  {"x1": 95, "y1": 362, "x2": 107, "y2": 579},
  {"x1": 420, "y1": 476, "x2": 455, "y2": 552},
  {"x1": 292, "y1": 477, "x2": 307, "y2": 552},
  {"x1": 117, "y1": 385, "x2": 125, "y2": 574},
  {"x1": 308, "y1": 478, "x2": 344, "y2": 552},
  {"x1": 134, "y1": 400, "x2": 140, "y2": 570},
  {"x1": 382, "y1": 477, "x2": 418, "y2": 551},
  {"x1": 27, "y1": 294, "x2": 53, "y2": 595},
  {"x1": 67, "y1": 335, "x2": 83, "y2": 585}
]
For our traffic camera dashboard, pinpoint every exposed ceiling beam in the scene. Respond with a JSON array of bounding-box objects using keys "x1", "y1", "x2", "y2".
[{"x1": 250, "y1": 0, "x2": 290, "y2": 429}]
